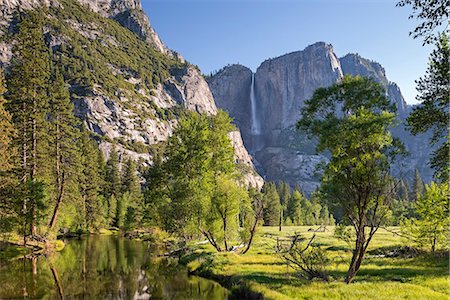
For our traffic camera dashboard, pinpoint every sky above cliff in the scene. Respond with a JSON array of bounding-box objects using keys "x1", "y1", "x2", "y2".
[{"x1": 143, "y1": 0, "x2": 434, "y2": 105}]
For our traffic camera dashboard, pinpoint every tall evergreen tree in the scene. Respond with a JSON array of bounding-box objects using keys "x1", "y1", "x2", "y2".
[
  {"x1": 121, "y1": 158, "x2": 143, "y2": 229},
  {"x1": 0, "y1": 68, "x2": 17, "y2": 234},
  {"x1": 412, "y1": 169, "x2": 424, "y2": 201},
  {"x1": 262, "y1": 182, "x2": 281, "y2": 226},
  {"x1": 397, "y1": 179, "x2": 410, "y2": 202},
  {"x1": 105, "y1": 145, "x2": 121, "y2": 226},
  {"x1": 47, "y1": 68, "x2": 81, "y2": 230},
  {"x1": 277, "y1": 181, "x2": 290, "y2": 230},
  {"x1": 6, "y1": 11, "x2": 50, "y2": 236},
  {"x1": 286, "y1": 190, "x2": 302, "y2": 225},
  {"x1": 79, "y1": 129, "x2": 104, "y2": 230}
]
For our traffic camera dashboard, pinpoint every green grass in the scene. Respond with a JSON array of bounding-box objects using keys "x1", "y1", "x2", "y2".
[{"x1": 185, "y1": 226, "x2": 450, "y2": 300}]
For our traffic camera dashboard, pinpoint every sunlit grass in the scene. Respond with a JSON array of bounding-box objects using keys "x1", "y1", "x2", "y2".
[{"x1": 187, "y1": 226, "x2": 450, "y2": 299}]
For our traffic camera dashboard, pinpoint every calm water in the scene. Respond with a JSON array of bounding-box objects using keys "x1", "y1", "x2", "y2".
[{"x1": 0, "y1": 235, "x2": 228, "y2": 299}]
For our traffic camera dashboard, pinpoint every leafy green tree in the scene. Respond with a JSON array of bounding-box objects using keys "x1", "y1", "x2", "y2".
[
  {"x1": 402, "y1": 182, "x2": 449, "y2": 253},
  {"x1": 407, "y1": 33, "x2": 449, "y2": 181},
  {"x1": 297, "y1": 75, "x2": 401, "y2": 284},
  {"x1": 47, "y1": 68, "x2": 81, "y2": 230},
  {"x1": 208, "y1": 110, "x2": 236, "y2": 177},
  {"x1": 161, "y1": 113, "x2": 213, "y2": 235},
  {"x1": 397, "y1": 0, "x2": 449, "y2": 44},
  {"x1": 262, "y1": 182, "x2": 281, "y2": 226},
  {"x1": 6, "y1": 11, "x2": 50, "y2": 237},
  {"x1": 204, "y1": 175, "x2": 249, "y2": 251}
]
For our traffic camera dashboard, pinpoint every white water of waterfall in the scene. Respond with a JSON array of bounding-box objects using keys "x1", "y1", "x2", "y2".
[{"x1": 250, "y1": 73, "x2": 261, "y2": 135}]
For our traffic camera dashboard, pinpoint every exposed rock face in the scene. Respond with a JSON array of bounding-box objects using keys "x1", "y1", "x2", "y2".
[
  {"x1": 209, "y1": 42, "x2": 433, "y2": 194},
  {"x1": 167, "y1": 67, "x2": 218, "y2": 114},
  {"x1": 0, "y1": 0, "x2": 174, "y2": 56},
  {"x1": 255, "y1": 42, "x2": 343, "y2": 147},
  {"x1": 77, "y1": 0, "x2": 168, "y2": 54},
  {"x1": 207, "y1": 64, "x2": 253, "y2": 143},
  {"x1": 340, "y1": 53, "x2": 409, "y2": 118},
  {"x1": 228, "y1": 131, "x2": 264, "y2": 189},
  {"x1": 0, "y1": 0, "x2": 263, "y2": 187}
]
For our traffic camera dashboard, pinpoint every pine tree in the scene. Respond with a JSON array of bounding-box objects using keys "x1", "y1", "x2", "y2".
[
  {"x1": 6, "y1": 11, "x2": 50, "y2": 237},
  {"x1": 79, "y1": 128, "x2": 104, "y2": 230},
  {"x1": 397, "y1": 179, "x2": 410, "y2": 202},
  {"x1": 47, "y1": 67, "x2": 81, "y2": 230},
  {"x1": 412, "y1": 169, "x2": 424, "y2": 201},
  {"x1": 0, "y1": 68, "x2": 17, "y2": 234},
  {"x1": 262, "y1": 182, "x2": 281, "y2": 226},
  {"x1": 286, "y1": 190, "x2": 302, "y2": 225},
  {"x1": 105, "y1": 145, "x2": 121, "y2": 226},
  {"x1": 121, "y1": 158, "x2": 143, "y2": 229},
  {"x1": 277, "y1": 181, "x2": 291, "y2": 230},
  {"x1": 0, "y1": 68, "x2": 15, "y2": 181}
]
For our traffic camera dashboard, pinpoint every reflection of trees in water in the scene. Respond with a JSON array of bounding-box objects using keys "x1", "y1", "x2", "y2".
[{"x1": 0, "y1": 236, "x2": 228, "y2": 299}]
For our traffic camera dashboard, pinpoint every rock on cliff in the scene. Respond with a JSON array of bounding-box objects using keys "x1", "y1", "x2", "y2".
[
  {"x1": 208, "y1": 42, "x2": 433, "y2": 194},
  {"x1": 0, "y1": 0, "x2": 263, "y2": 188}
]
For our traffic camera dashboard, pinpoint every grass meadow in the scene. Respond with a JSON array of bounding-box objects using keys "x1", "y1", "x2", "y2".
[{"x1": 185, "y1": 226, "x2": 449, "y2": 300}]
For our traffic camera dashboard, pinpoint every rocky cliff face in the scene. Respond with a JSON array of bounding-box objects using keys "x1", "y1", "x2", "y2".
[
  {"x1": 208, "y1": 42, "x2": 433, "y2": 193},
  {"x1": 0, "y1": 0, "x2": 263, "y2": 188},
  {"x1": 1, "y1": 0, "x2": 172, "y2": 54}
]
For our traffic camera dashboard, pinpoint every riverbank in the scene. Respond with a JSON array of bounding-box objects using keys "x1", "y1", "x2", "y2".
[
  {"x1": 0, "y1": 234, "x2": 229, "y2": 299},
  {"x1": 183, "y1": 226, "x2": 450, "y2": 300},
  {"x1": 0, "y1": 238, "x2": 65, "y2": 259}
]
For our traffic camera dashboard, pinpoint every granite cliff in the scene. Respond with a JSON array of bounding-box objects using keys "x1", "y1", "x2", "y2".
[
  {"x1": 208, "y1": 42, "x2": 432, "y2": 194},
  {"x1": 0, "y1": 0, "x2": 263, "y2": 188}
]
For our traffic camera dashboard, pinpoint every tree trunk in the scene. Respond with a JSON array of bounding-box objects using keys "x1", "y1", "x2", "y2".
[
  {"x1": 50, "y1": 266, "x2": 65, "y2": 300},
  {"x1": 49, "y1": 173, "x2": 65, "y2": 229},
  {"x1": 345, "y1": 228, "x2": 366, "y2": 284},
  {"x1": 223, "y1": 216, "x2": 228, "y2": 251},
  {"x1": 21, "y1": 102, "x2": 28, "y2": 244},
  {"x1": 242, "y1": 202, "x2": 264, "y2": 255},
  {"x1": 30, "y1": 109, "x2": 37, "y2": 236},
  {"x1": 279, "y1": 209, "x2": 283, "y2": 231}
]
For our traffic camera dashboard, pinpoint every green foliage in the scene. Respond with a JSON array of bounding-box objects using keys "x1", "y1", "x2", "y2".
[
  {"x1": 402, "y1": 182, "x2": 449, "y2": 253},
  {"x1": 205, "y1": 175, "x2": 249, "y2": 251},
  {"x1": 262, "y1": 182, "x2": 281, "y2": 226},
  {"x1": 396, "y1": 0, "x2": 449, "y2": 44},
  {"x1": 143, "y1": 110, "x2": 250, "y2": 248},
  {"x1": 286, "y1": 189, "x2": 302, "y2": 225},
  {"x1": 406, "y1": 33, "x2": 449, "y2": 181},
  {"x1": 412, "y1": 169, "x2": 424, "y2": 201},
  {"x1": 297, "y1": 75, "x2": 401, "y2": 283},
  {"x1": 6, "y1": 10, "x2": 51, "y2": 237},
  {"x1": 0, "y1": 68, "x2": 17, "y2": 234}
]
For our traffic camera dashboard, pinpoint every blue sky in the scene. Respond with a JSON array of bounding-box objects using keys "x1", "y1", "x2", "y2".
[{"x1": 142, "y1": 0, "x2": 433, "y2": 104}]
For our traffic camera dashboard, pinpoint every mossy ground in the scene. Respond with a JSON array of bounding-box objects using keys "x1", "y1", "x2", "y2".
[{"x1": 185, "y1": 226, "x2": 449, "y2": 299}]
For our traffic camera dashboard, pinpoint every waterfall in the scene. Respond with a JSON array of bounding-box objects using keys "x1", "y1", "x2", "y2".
[{"x1": 250, "y1": 73, "x2": 261, "y2": 135}]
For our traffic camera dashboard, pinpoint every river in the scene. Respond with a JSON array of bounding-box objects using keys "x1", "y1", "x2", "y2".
[{"x1": 0, "y1": 235, "x2": 228, "y2": 299}]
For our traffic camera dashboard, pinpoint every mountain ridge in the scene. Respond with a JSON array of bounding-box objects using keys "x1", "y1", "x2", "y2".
[{"x1": 208, "y1": 42, "x2": 432, "y2": 193}]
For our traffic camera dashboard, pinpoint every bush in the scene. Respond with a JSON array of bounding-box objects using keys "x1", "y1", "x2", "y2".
[{"x1": 275, "y1": 234, "x2": 330, "y2": 281}]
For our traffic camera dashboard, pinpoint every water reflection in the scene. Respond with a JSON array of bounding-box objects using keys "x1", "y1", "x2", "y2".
[{"x1": 0, "y1": 235, "x2": 228, "y2": 299}]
